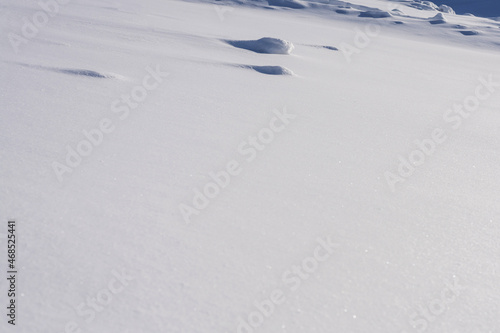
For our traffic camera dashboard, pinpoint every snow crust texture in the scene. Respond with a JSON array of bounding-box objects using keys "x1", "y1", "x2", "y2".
[{"x1": 2, "y1": 0, "x2": 500, "y2": 332}]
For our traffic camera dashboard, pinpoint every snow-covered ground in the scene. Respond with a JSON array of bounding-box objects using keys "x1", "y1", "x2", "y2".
[{"x1": 1, "y1": 0, "x2": 500, "y2": 332}]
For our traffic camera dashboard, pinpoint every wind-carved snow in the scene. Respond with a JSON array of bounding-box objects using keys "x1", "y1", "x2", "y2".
[
  {"x1": 14, "y1": 62, "x2": 118, "y2": 79},
  {"x1": 429, "y1": 12, "x2": 447, "y2": 24},
  {"x1": 267, "y1": 0, "x2": 307, "y2": 9},
  {"x1": 409, "y1": 1, "x2": 440, "y2": 11},
  {"x1": 459, "y1": 30, "x2": 480, "y2": 36},
  {"x1": 58, "y1": 69, "x2": 110, "y2": 78},
  {"x1": 335, "y1": 8, "x2": 356, "y2": 15},
  {"x1": 359, "y1": 10, "x2": 392, "y2": 18},
  {"x1": 225, "y1": 37, "x2": 295, "y2": 54},
  {"x1": 438, "y1": 5, "x2": 455, "y2": 14},
  {"x1": 319, "y1": 45, "x2": 339, "y2": 51},
  {"x1": 246, "y1": 65, "x2": 294, "y2": 75}
]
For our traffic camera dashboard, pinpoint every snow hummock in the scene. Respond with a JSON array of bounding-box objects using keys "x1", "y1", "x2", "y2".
[
  {"x1": 267, "y1": 0, "x2": 307, "y2": 9},
  {"x1": 246, "y1": 65, "x2": 294, "y2": 75},
  {"x1": 359, "y1": 10, "x2": 392, "y2": 18},
  {"x1": 438, "y1": 4, "x2": 455, "y2": 14},
  {"x1": 429, "y1": 12, "x2": 447, "y2": 24},
  {"x1": 225, "y1": 37, "x2": 295, "y2": 54}
]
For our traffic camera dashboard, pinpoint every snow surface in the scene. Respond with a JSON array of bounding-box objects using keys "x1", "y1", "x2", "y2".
[{"x1": 1, "y1": 0, "x2": 500, "y2": 332}]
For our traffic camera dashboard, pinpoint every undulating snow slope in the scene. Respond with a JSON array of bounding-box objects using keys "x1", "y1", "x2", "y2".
[{"x1": 1, "y1": 0, "x2": 500, "y2": 332}]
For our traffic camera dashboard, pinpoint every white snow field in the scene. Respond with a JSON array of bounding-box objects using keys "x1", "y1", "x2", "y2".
[{"x1": 1, "y1": 0, "x2": 500, "y2": 332}]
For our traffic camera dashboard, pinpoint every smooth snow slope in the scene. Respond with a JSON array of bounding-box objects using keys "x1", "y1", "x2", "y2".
[{"x1": 1, "y1": 0, "x2": 500, "y2": 332}]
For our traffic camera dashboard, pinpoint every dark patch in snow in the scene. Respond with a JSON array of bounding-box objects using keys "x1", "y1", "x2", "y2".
[
  {"x1": 58, "y1": 69, "x2": 109, "y2": 78},
  {"x1": 322, "y1": 46, "x2": 339, "y2": 51},
  {"x1": 459, "y1": 30, "x2": 480, "y2": 36},
  {"x1": 305, "y1": 44, "x2": 338, "y2": 51},
  {"x1": 336, "y1": 9, "x2": 353, "y2": 15}
]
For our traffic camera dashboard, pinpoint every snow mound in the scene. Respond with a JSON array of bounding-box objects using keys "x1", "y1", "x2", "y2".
[
  {"x1": 267, "y1": 0, "x2": 307, "y2": 9},
  {"x1": 359, "y1": 10, "x2": 392, "y2": 18},
  {"x1": 429, "y1": 13, "x2": 447, "y2": 24},
  {"x1": 409, "y1": 1, "x2": 439, "y2": 11},
  {"x1": 438, "y1": 5, "x2": 455, "y2": 14},
  {"x1": 226, "y1": 37, "x2": 294, "y2": 54},
  {"x1": 249, "y1": 65, "x2": 294, "y2": 75}
]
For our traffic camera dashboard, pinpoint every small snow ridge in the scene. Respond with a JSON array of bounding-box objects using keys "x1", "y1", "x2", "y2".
[
  {"x1": 359, "y1": 10, "x2": 392, "y2": 18},
  {"x1": 14, "y1": 62, "x2": 116, "y2": 79},
  {"x1": 391, "y1": 8, "x2": 405, "y2": 16},
  {"x1": 333, "y1": 5, "x2": 357, "y2": 15},
  {"x1": 305, "y1": 44, "x2": 338, "y2": 51},
  {"x1": 429, "y1": 13, "x2": 447, "y2": 24},
  {"x1": 58, "y1": 69, "x2": 110, "y2": 78},
  {"x1": 226, "y1": 37, "x2": 294, "y2": 54},
  {"x1": 248, "y1": 65, "x2": 294, "y2": 75},
  {"x1": 267, "y1": 0, "x2": 307, "y2": 9},
  {"x1": 459, "y1": 30, "x2": 480, "y2": 35}
]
